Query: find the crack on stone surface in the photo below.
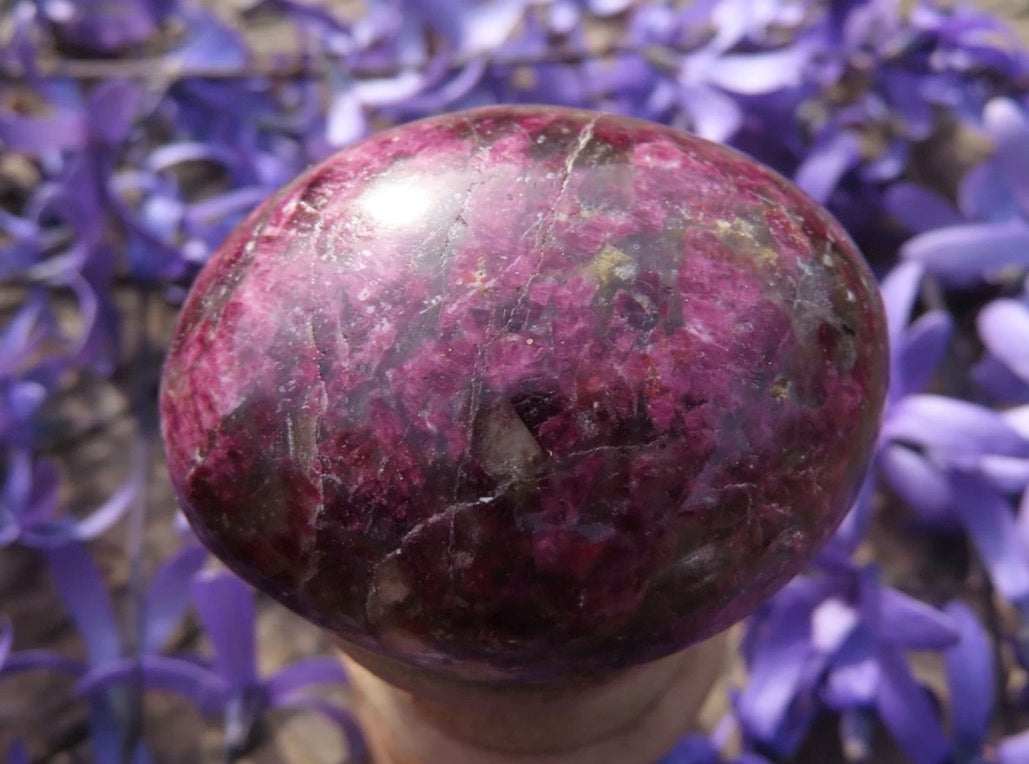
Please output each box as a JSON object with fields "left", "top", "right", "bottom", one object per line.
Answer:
{"left": 302, "top": 309, "right": 330, "bottom": 592}
{"left": 443, "top": 133, "right": 523, "bottom": 512}
{"left": 494, "top": 117, "right": 600, "bottom": 375}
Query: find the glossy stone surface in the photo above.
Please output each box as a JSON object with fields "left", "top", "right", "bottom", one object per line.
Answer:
{"left": 160, "top": 106, "right": 888, "bottom": 682}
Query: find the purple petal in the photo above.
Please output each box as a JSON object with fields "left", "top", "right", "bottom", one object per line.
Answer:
{"left": 882, "top": 394, "right": 1029, "bottom": 458}
{"left": 68, "top": 473, "right": 138, "bottom": 542}
{"left": 979, "top": 299, "right": 1029, "bottom": 382}
{"left": 901, "top": 221, "right": 1029, "bottom": 285}
{"left": 895, "top": 314, "right": 951, "bottom": 394}
{"left": 736, "top": 579, "right": 827, "bottom": 739}
{"left": 1004, "top": 405, "right": 1029, "bottom": 438}
{"left": 793, "top": 132, "right": 862, "bottom": 204}
{"left": 811, "top": 597, "right": 859, "bottom": 654}
{"left": 874, "top": 646, "right": 950, "bottom": 764}
{"left": 170, "top": 9, "right": 250, "bottom": 73}
{"left": 998, "top": 729, "right": 1029, "bottom": 764}
{"left": 950, "top": 472, "right": 1029, "bottom": 604}
{"left": 977, "top": 454, "right": 1029, "bottom": 495}
{"left": 824, "top": 630, "right": 879, "bottom": 708}
{"left": 191, "top": 571, "right": 257, "bottom": 690}
{"left": 4, "top": 381, "right": 47, "bottom": 429}
{"left": 1, "top": 649, "right": 86, "bottom": 677}
{"left": 877, "top": 588, "right": 958, "bottom": 649}
{"left": 88, "top": 697, "right": 123, "bottom": 764}
{"left": 146, "top": 143, "right": 239, "bottom": 174}
{"left": 78, "top": 655, "right": 228, "bottom": 716}
{"left": 707, "top": 46, "right": 810, "bottom": 95}
{"left": 461, "top": 0, "right": 526, "bottom": 56}
{"left": 0, "top": 108, "right": 87, "bottom": 153}
{"left": 974, "top": 353, "right": 1029, "bottom": 403}
{"left": 588, "top": 0, "right": 632, "bottom": 15}
{"left": 407, "top": 0, "right": 464, "bottom": 47}
{"left": 679, "top": 85, "right": 742, "bottom": 142}
{"left": 183, "top": 187, "right": 269, "bottom": 237}
{"left": 958, "top": 160, "right": 1021, "bottom": 223}
{"left": 385, "top": 59, "right": 489, "bottom": 117}
{"left": 829, "top": 475, "right": 875, "bottom": 555}
{"left": 44, "top": 543, "right": 121, "bottom": 665}
{"left": 20, "top": 469, "right": 134, "bottom": 548}
{"left": 659, "top": 733, "right": 719, "bottom": 764}
{"left": 326, "top": 87, "right": 368, "bottom": 147}
{"left": 45, "top": 0, "right": 157, "bottom": 52}
{"left": 2, "top": 451, "right": 40, "bottom": 526}
{"left": 878, "top": 262, "right": 924, "bottom": 351}
{"left": 883, "top": 71, "right": 935, "bottom": 139}
{"left": 884, "top": 183, "right": 963, "bottom": 234}
{"left": 0, "top": 297, "right": 47, "bottom": 374}
{"left": 942, "top": 601, "right": 993, "bottom": 752}
{"left": 5, "top": 738, "right": 28, "bottom": 764}
{"left": 88, "top": 80, "right": 143, "bottom": 146}
{"left": 897, "top": 311, "right": 952, "bottom": 398}
{"left": 0, "top": 616, "right": 11, "bottom": 668}
{"left": 143, "top": 545, "right": 208, "bottom": 654}
{"left": 354, "top": 71, "right": 426, "bottom": 106}
{"left": 0, "top": 523, "right": 19, "bottom": 550}
{"left": 265, "top": 657, "right": 348, "bottom": 705}
{"left": 878, "top": 444, "right": 954, "bottom": 527}
{"left": 984, "top": 98, "right": 1029, "bottom": 218}
{"left": 1018, "top": 486, "right": 1029, "bottom": 569}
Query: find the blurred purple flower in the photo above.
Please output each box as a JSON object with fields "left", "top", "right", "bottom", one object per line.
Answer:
{"left": 168, "top": 7, "right": 249, "bottom": 74}
{"left": 0, "top": 615, "right": 11, "bottom": 669}
{"left": 3, "top": 739, "right": 28, "bottom": 764}
{"left": 0, "top": 76, "right": 87, "bottom": 154}
{"left": 0, "top": 448, "right": 136, "bottom": 549}
{"left": 975, "top": 297, "right": 1029, "bottom": 403}
{"left": 902, "top": 98, "right": 1029, "bottom": 285}
{"left": 736, "top": 558, "right": 956, "bottom": 763}
{"left": 40, "top": 0, "right": 174, "bottom": 53}
{"left": 81, "top": 570, "right": 364, "bottom": 759}
{"left": 0, "top": 541, "right": 206, "bottom": 761}
{"left": 942, "top": 600, "right": 1029, "bottom": 763}
{"left": 871, "top": 265, "right": 1029, "bottom": 607}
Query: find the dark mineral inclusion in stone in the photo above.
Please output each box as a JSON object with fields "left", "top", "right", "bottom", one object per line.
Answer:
{"left": 160, "top": 106, "right": 888, "bottom": 682}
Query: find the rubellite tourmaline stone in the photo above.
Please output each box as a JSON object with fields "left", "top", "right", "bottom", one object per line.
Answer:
{"left": 160, "top": 106, "right": 888, "bottom": 682}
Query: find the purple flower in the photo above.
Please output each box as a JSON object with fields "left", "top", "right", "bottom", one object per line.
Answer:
{"left": 0, "top": 541, "right": 206, "bottom": 761}
{"left": 736, "top": 558, "right": 956, "bottom": 763}
{"left": 942, "top": 600, "right": 1029, "bottom": 763}
{"left": 0, "top": 615, "right": 11, "bottom": 669}
{"left": 0, "top": 448, "right": 136, "bottom": 549}
{"left": 975, "top": 298, "right": 1029, "bottom": 403}
{"left": 902, "top": 98, "right": 1029, "bottom": 285}
{"left": 81, "top": 571, "right": 364, "bottom": 759}
{"left": 872, "top": 266, "right": 1029, "bottom": 608}
{"left": 40, "top": 0, "right": 171, "bottom": 53}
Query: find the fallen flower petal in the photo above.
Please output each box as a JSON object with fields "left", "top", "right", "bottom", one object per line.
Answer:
{"left": 902, "top": 220, "right": 1029, "bottom": 285}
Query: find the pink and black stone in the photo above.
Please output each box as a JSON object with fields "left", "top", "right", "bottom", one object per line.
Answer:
{"left": 160, "top": 106, "right": 888, "bottom": 682}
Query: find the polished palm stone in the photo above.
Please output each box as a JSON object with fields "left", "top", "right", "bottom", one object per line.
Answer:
{"left": 160, "top": 106, "right": 888, "bottom": 682}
